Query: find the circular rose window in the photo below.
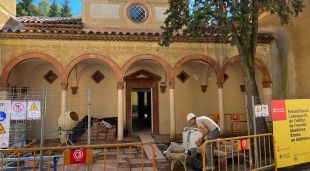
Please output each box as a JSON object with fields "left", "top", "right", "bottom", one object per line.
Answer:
{"left": 128, "top": 4, "right": 147, "bottom": 23}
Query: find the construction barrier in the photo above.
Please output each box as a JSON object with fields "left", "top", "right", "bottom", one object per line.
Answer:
{"left": 0, "top": 142, "right": 156, "bottom": 171}
{"left": 202, "top": 133, "right": 274, "bottom": 171}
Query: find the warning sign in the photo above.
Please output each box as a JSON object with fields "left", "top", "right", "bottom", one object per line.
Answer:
{"left": 31, "top": 103, "right": 38, "bottom": 110}
{"left": 272, "top": 99, "right": 310, "bottom": 168}
{"left": 11, "top": 101, "right": 27, "bottom": 120}
{"left": 0, "top": 100, "right": 11, "bottom": 148}
{"left": 64, "top": 149, "right": 93, "bottom": 165}
{"left": 27, "top": 101, "right": 41, "bottom": 120}
{"left": 0, "top": 123, "right": 5, "bottom": 134}
{"left": 238, "top": 139, "right": 250, "bottom": 151}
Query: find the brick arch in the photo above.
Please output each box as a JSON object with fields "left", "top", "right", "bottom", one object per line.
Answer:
{"left": 65, "top": 53, "right": 122, "bottom": 83}
{"left": 173, "top": 54, "right": 224, "bottom": 86}
{"left": 222, "top": 55, "right": 271, "bottom": 85}
{"left": 121, "top": 54, "right": 172, "bottom": 81}
{"left": 0, "top": 52, "right": 65, "bottom": 87}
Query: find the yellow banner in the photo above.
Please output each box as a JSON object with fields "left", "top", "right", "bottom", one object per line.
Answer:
{"left": 272, "top": 99, "right": 310, "bottom": 168}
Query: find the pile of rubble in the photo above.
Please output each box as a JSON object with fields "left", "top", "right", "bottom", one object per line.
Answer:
{"left": 80, "top": 120, "right": 116, "bottom": 141}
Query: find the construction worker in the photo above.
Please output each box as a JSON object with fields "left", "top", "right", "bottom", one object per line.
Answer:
{"left": 186, "top": 113, "right": 220, "bottom": 170}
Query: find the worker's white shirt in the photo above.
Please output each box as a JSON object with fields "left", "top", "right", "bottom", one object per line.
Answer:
{"left": 196, "top": 116, "right": 220, "bottom": 132}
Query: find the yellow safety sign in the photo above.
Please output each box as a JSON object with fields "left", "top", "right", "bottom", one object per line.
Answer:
{"left": 0, "top": 123, "right": 6, "bottom": 134}
{"left": 272, "top": 99, "right": 310, "bottom": 168}
{"left": 30, "top": 103, "right": 38, "bottom": 111}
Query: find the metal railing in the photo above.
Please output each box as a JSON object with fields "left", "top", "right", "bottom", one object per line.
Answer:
{"left": 202, "top": 133, "right": 274, "bottom": 171}
{"left": 0, "top": 142, "right": 156, "bottom": 171}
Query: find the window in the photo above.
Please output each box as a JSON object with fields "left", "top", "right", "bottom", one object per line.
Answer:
{"left": 128, "top": 4, "right": 147, "bottom": 23}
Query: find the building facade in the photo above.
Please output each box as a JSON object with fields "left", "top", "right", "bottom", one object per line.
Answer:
{"left": 1, "top": 0, "right": 307, "bottom": 141}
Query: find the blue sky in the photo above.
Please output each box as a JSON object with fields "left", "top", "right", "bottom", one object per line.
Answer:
{"left": 16, "top": 0, "right": 82, "bottom": 16}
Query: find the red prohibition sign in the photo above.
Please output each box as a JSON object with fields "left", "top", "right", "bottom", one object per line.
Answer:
{"left": 13, "top": 103, "right": 24, "bottom": 112}
{"left": 73, "top": 150, "right": 84, "bottom": 160}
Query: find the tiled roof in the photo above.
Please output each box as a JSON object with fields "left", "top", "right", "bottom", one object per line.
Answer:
{"left": 17, "top": 16, "right": 82, "bottom": 24}
{"left": 0, "top": 16, "right": 274, "bottom": 43}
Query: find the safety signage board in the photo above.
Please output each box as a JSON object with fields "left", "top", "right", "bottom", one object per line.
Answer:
{"left": 64, "top": 149, "right": 93, "bottom": 165}
{"left": 27, "top": 101, "right": 41, "bottom": 120}
{"left": 272, "top": 99, "right": 310, "bottom": 168}
{"left": 0, "top": 100, "right": 11, "bottom": 148}
{"left": 238, "top": 139, "right": 250, "bottom": 151}
{"left": 261, "top": 105, "right": 269, "bottom": 117}
{"left": 255, "top": 105, "right": 262, "bottom": 117}
{"left": 11, "top": 101, "right": 27, "bottom": 120}
{"left": 255, "top": 104, "right": 269, "bottom": 117}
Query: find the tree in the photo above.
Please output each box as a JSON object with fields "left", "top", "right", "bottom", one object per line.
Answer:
{"left": 60, "top": 0, "right": 73, "bottom": 17}
{"left": 49, "top": 0, "right": 60, "bottom": 17}
{"left": 16, "top": 0, "right": 37, "bottom": 16}
{"left": 38, "top": 0, "right": 51, "bottom": 16}
{"left": 160, "top": 0, "right": 304, "bottom": 134}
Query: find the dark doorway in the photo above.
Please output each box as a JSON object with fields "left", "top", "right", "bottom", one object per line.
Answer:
{"left": 131, "top": 88, "right": 152, "bottom": 133}
{"left": 125, "top": 69, "right": 160, "bottom": 135}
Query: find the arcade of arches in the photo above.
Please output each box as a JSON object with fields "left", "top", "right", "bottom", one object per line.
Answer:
{"left": 0, "top": 41, "right": 272, "bottom": 140}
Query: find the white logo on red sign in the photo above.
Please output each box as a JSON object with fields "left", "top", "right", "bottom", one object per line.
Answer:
{"left": 241, "top": 140, "right": 247, "bottom": 148}
{"left": 13, "top": 103, "right": 24, "bottom": 112}
{"left": 73, "top": 150, "right": 84, "bottom": 161}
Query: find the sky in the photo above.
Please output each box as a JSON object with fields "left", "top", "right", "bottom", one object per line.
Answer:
{"left": 16, "top": 0, "right": 82, "bottom": 16}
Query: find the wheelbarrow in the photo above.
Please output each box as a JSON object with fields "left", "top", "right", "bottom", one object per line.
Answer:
{"left": 163, "top": 142, "right": 188, "bottom": 171}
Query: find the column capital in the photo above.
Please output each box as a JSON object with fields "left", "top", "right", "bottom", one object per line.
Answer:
{"left": 60, "top": 82, "right": 68, "bottom": 90}
{"left": 117, "top": 82, "right": 124, "bottom": 90}
{"left": 217, "top": 82, "right": 223, "bottom": 88}
{"left": 263, "top": 80, "right": 272, "bottom": 88}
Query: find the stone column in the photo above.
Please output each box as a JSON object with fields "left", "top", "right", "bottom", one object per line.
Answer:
{"left": 217, "top": 83, "right": 225, "bottom": 131}
{"left": 60, "top": 83, "right": 68, "bottom": 118}
{"left": 117, "top": 82, "right": 124, "bottom": 141}
{"left": 263, "top": 81, "right": 272, "bottom": 105}
{"left": 0, "top": 82, "right": 8, "bottom": 99}
{"left": 169, "top": 82, "right": 176, "bottom": 139}
{"left": 59, "top": 83, "right": 68, "bottom": 143}
{"left": 263, "top": 81, "right": 272, "bottom": 122}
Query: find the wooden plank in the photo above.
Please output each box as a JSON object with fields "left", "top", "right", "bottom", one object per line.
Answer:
{"left": 139, "top": 134, "right": 166, "bottom": 160}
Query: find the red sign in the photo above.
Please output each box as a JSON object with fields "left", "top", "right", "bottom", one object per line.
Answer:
{"left": 272, "top": 100, "right": 287, "bottom": 121}
{"left": 230, "top": 114, "right": 240, "bottom": 121}
{"left": 70, "top": 149, "right": 87, "bottom": 164}
{"left": 239, "top": 139, "right": 250, "bottom": 151}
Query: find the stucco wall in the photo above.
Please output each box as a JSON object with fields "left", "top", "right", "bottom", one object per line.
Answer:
{"left": 0, "top": 40, "right": 271, "bottom": 70}
{"left": 0, "top": 38, "right": 271, "bottom": 136}
{"left": 0, "top": 0, "right": 16, "bottom": 16}
{"left": 259, "top": 1, "right": 310, "bottom": 99}
{"left": 82, "top": 0, "right": 168, "bottom": 31}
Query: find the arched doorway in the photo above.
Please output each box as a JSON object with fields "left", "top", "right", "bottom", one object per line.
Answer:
{"left": 124, "top": 69, "right": 161, "bottom": 134}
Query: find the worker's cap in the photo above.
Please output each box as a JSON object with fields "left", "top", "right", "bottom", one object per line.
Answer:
{"left": 186, "top": 113, "right": 196, "bottom": 122}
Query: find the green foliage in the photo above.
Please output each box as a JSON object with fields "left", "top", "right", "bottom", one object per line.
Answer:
{"left": 38, "top": 0, "right": 51, "bottom": 16}
{"left": 16, "top": 0, "right": 73, "bottom": 17}
{"left": 60, "top": 0, "right": 72, "bottom": 17}
{"left": 160, "top": 0, "right": 304, "bottom": 133}
{"left": 16, "top": 0, "right": 37, "bottom": 16}
{"left": 160, "top": 0, "right": 304, "bottom": 47}
{"left": 49, "top": 0, "right": 60, "bottom": 17}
